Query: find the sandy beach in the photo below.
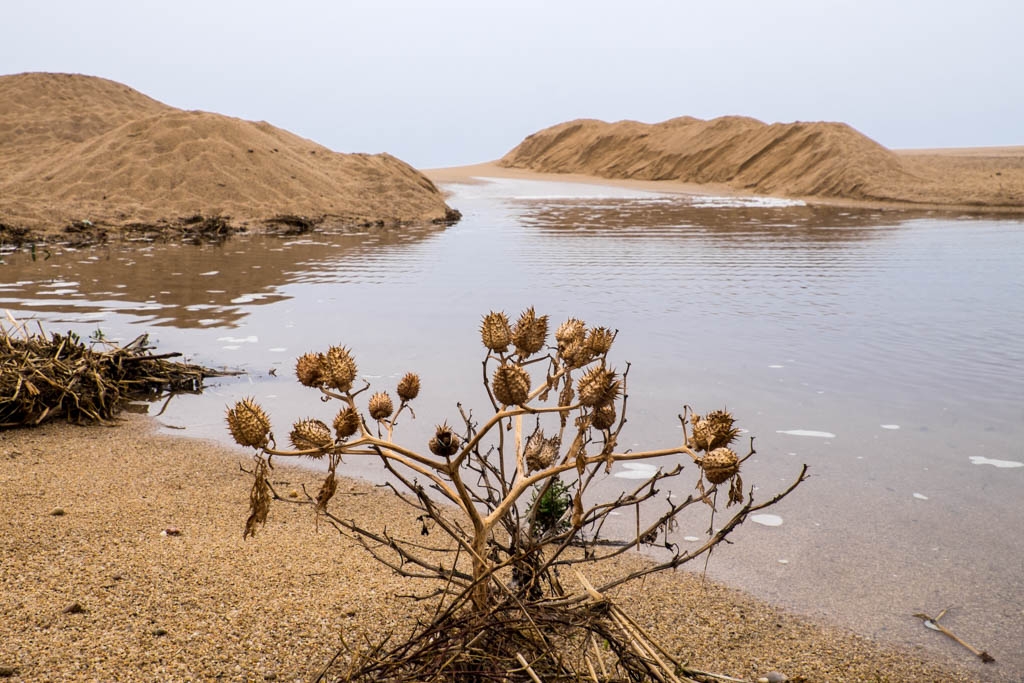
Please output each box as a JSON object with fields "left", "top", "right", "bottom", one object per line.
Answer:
{"left": 0, "top": 415, "right": 984, "bottom": 682}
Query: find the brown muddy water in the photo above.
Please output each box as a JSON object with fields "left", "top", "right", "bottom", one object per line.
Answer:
{"left": 2, "top": 177, "right": 1023, "bottom": 680}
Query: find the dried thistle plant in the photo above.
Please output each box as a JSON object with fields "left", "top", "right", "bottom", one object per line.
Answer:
{"left": 225, "top": 308, "right": 806, "bottom": 681}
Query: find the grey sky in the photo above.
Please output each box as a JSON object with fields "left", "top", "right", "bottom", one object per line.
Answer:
{"left": 3, "top": 0, "right": 1021, "bottom": 168}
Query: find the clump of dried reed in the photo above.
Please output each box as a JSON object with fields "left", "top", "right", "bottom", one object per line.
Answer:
{"left": 1, "top": 315, "right": 225, "bottom": 428}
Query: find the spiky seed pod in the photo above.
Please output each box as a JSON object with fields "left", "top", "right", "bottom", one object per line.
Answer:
{"left": 538, "top": 436, "right": 560, "bottom": 469}
{"left": 226, "top": 397, "right": 272, "bottom": 449}
{"left": 577, "top": 366, "right": 621, "bottom": 408}
{"left": 701, "top": 447, "right": 740, "bottom": 485}
{"left": 512, "top": 307, "right": 549, "bottom": 357}
{"left": 480, "top": 311, "right": 512, "bottom": 352}
{"left": 429, "top": 423, "right": 460, "bottom": 457}
{"left": 705, "top": 409, "right": 740, "bottom": 449}
{"left": 333, "top": 406, "right": 360, "bottom": 439}
{"left": 591, "top": 403, "right": 617, "bottom": 430}
{"left": 368, "top": 392, "right": 394, "bottom": 421}
{"left": 688, "top": 410, "right": 740, "bottom": 451}
{"left": 290, "top": 418, "right": 334, "bottom": 454}
{"left": 586, "top": 327, "right": 615, "bottom": 356}
{"left": 555, "top": 318, "right": 586, "bottom": 348}
{"left": 687, "top": 412, "right": 710, "bottom": 451}
{"left": 523, "top": 430, "right": 546, "bottom": 472}
{"left": 295, "top": 352, "right": 324, "bottom": 387}
{"left": 322, "top": 345, "right": 358, "bottom": 393}
{"left": 561, "top": 340, "right": 593, "bottom": 368}
{"left": 526, "top": 435, "right": 560, "bottom": 472}
{"left": 492, "top": 363, "right": 531, "bottom": 406}
{"left": 397, "top": 372, "right": 421, "bottom": 402}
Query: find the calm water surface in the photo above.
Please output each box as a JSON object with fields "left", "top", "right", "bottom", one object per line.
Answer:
{"left": 3, "top": 178, "right": 1022, "bottom": 679}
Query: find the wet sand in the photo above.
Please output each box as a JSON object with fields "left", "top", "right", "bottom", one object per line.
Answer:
{"left": 0, "top": 415, "right": 984, "bottom": 681}
{"left": 428, "top": 145, "right": 1024, "bottom": 213}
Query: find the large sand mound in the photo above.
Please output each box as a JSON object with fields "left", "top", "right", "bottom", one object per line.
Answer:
{"left": 499, "top": 117, "right": 1024, "bottom": 209}
{"left": 0, "top": 73, "right": 456, "bottom": 240}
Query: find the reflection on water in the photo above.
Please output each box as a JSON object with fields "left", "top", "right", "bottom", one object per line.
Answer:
{"left": 2, "top": 177, "right": 1023, "bottom": 679}
{"left": 0, "top": 224, "right": 447, "bottom": 328}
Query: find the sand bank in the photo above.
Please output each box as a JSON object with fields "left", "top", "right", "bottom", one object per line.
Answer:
{"left": 0, "top": 415, "right": 980, "bottom": 681}
{"left": 476, "top": 117, "right": 1024, "bottom": 212}
{"left": 0, "top": 73, "right": 456, "bottom": 244}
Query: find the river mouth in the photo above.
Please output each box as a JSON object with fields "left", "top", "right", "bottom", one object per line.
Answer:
{"left": 3, "top": 177, "right": 1022, "bottom": 679}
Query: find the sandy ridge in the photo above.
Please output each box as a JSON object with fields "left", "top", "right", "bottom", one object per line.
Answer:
{"left": 0, "top": 73, "right": 455, "bottom": 241}
{"left": 497, "top": 117, "right": 1024, "bottom": 210}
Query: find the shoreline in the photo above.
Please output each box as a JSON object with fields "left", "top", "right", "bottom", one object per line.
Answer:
{"left": 426, "top": 153, "right": 1024, "bottom": 215}
{"left": 0, "top": 415, "right": 985, "bottom": 681}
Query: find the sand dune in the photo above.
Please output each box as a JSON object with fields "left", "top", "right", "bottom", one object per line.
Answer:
{"left": 498, "top": 117, "right": 1024, "bottom": 210}
{"left": 0, "top": 73, "right": 456, "bottom": 240}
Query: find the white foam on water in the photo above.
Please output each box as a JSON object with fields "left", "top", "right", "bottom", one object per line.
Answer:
{"left": 222, "top": 345, "right": 240, "bottom": 351}
{"left": 881, "top": 424, "right": 901, "bottom": 430}
{"left": 689, "top": 195, "right": 805, "bottom": 208}
{"left": 776, "top": 429, "right": 836, "bottom": 438}
{"left": 913, "top": 493, "right": 929, "bottom": 500}
{"left": 768, "top": 364, "right": 784, "bottom": 369}
{"left": 613, "top": 463, "right": 659, "bottom": 479}
{"left": 217, "top": 335, "right": 258, "bottom": 344}
{"left": 268, "top": 347, "right": 287, "bottom": 352}
{"left": 750, "top": 514, "right": 783, "bottom": 527}
{"left": 199, "top": 270, "right": 219, "bottom": 276}
{"left": 969, "top": 456, "right": 1024, "bottom": 469}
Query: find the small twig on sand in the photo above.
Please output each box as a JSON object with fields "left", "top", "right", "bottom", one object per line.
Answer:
{"left": 913, "top": 608, "right": 995, "bottom": 663}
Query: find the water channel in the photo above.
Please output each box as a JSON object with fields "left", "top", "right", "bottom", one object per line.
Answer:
{"left": 2, "top": 177, "right": 1022, "bottom": 679}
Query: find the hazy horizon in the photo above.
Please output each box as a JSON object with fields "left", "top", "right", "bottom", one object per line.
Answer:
{"left": 3, "top": 1, "right": 1021, "bottom": 169}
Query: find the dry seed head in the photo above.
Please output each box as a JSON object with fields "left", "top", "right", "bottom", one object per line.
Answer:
{"left": 226, "top": 397, "right": 272, "bottom": 449}
{"left": 706, "top": 409, "right": 740, "bottom": 449}
{"left": 322, "top": 346, "right": 358, "bottom": 393}
{"left": 577, "top": 366, "right": 621, "bottom": 408}
{"left": 701, "top": 447, "right": 740, "bottom": 485}
{"left": 429, "top": 423, "right": 460, "bottom": 457}
{"left": 561, "top": 339, "right": 593, "bottom": 368}
{"left": 368, "top": 392, "right": 394, "bottom": 421}
{"left": 586, "top": 327, "right": 615, "bottom": 356}
{"left": 290, "top": 418, "right": 334, "bottom": 454}
{"left": 538, "top": 436, "right": 560, "bottom": 469}
{"left": 397, "top": 372, "right": 421, "bottom": 402}
{"left": 525, "top": 433, "right": 560, "bottom": 472}
{"left": 591, "top": 403, "right": 617, "bottom": 430}
{"left": 295, "top": 352, "right": 324, "bottom": 387}
{"left": 555, "top": 318, "right": 586, "bottom": 347}
{"left": 480, "top": 311, "right": 512, "bottom": 352}
{"left": 492, "top": 363, "right": 531, "bottom": 406}
{"left": 688, "top": 409, "right": 740, "bottom": 451}
{"left": 523, "top": 430, "right": 545, "bottom": 472}
{"left": 512, "top": 307, "right": 549, "bottom": 357}
{"left": 333, "top": 406, "right": 360, "bottom": 439}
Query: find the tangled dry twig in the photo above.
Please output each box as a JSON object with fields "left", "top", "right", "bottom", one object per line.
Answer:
{"left": 1, "top": 312, "right": 228, "bottom": 428}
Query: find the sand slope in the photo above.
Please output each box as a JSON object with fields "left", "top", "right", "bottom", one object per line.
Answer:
{"left": 499, "top": 117, "right": 1024, "bottom": 209}
{"left": 0, "top": 73, "right": 455, "bottom": 238}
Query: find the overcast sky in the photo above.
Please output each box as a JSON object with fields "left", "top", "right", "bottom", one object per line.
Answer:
{"left": 3, "top": 0, "right": 1021, "bottom": 168}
